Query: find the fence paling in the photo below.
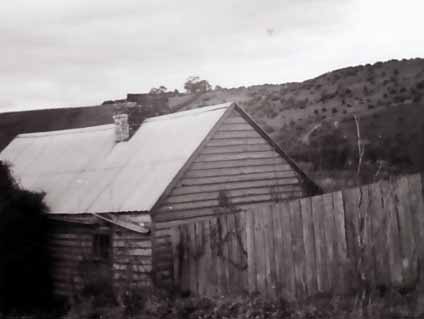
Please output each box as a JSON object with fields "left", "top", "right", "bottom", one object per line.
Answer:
{"left": 170, "top": 173, "right": 424, "bottom": 300}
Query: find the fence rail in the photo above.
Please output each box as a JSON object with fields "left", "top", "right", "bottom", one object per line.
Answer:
{"left": 170, "top": 173, "right": 424, "bottom": 300}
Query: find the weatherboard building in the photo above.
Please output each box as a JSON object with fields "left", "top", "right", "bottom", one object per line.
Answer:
{"left": 0, "top": 102, "right": 321, "bottom": 297}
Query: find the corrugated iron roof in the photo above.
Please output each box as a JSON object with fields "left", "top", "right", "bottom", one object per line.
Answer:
{"left": 0, "top": 102, "right": 232, "bottom": 214}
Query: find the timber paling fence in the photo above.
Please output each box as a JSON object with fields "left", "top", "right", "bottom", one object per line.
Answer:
{"left": 169, "top": 173, "right": 424, "bottom": 300}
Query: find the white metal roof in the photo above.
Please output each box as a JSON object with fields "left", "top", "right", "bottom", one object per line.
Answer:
{"left": 0, "top": 102, "right": 232, "bottom": 214}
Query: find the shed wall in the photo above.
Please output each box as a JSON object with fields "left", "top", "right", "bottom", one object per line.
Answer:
{"left": 152, "top": 108, "right": 308, "bottom": 287}
{"left": 48, "top": 217, "right": 152, "bottom": 298}
{"left": 49, "top": 222, "right": 93, "bottom": 297}
{"left": 155, "top": 109, "right": 306, "bottom": 227}
{"left": 112, "top": 228, "right": 153, "bottom": 291}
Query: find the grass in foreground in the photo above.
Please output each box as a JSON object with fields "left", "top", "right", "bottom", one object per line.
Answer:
{"left": 61, "top": 289, "right": 424, "bottom": 319}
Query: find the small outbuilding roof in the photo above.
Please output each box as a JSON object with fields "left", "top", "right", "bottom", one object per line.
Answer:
{"left": 0, "top": 103, "right": 231, "bottom": 214}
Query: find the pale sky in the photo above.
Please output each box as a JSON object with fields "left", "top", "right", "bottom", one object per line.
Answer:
{"left": 1, "top": 0, "right": 424, "bottom": 112}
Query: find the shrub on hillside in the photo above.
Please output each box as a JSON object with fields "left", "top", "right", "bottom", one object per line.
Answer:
{"left": 344, "top": 88, "right": 352, "bottom": 96}
{"left": 263, "top": 105, "right": 278, "bottom": 119}
{"left": 313, "top": 131, "right": 351, "bottom": 170}
{"left": 394, "top": 95, "right": 406, "bottom": 103}
{"left": 271, "top": 95, "right": 280, "bottom": 102}
{"left": 297, "top": 98, "right": 309, "bottom": 109}
{"left": 416, "top": 81, "right": 424, "bottom": 90}
{"left": 413, "top": 93, "right": 422, "bottom": 103}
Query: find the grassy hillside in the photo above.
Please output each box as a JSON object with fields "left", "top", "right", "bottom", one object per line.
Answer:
{"left": 2, "top": 58, "right": 424, "bottom": 190}
{"left": 167, "top": 58, "right": 424, "bottom": 189}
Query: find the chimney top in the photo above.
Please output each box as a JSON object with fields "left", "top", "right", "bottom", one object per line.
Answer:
{"left": 113, "top": 113, "right": 129, "bottom": 143}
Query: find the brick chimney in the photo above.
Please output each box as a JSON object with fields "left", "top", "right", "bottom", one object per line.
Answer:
{"left": 112, "top": 98, "right": 167, "bottom": 142}
{"left": 112, "top": 113, "right": 130, "bottom": 142}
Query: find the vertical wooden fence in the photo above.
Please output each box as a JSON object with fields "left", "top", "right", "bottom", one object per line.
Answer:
{"left": 170, "top": 173, "right": 424, "bottom": 300}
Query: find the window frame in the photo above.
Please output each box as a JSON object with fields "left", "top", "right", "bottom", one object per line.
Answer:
{"left": 92, "top": 231, "right": 112, "bottom": 262}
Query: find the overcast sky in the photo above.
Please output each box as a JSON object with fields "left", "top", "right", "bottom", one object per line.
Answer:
{"left": 1, "top": 0, "right": 424, "bottom": 112}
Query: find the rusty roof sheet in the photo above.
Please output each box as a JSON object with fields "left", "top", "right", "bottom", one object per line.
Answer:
{"left": 0, "top": 103, "right": 232, "bottom": 214}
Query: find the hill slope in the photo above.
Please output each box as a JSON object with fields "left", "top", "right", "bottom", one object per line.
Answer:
{"left": 166, "top": 58, "right": 424, "bottom": 188}
{"left": 2, "top": 58, "right": 424, "bottom": 190}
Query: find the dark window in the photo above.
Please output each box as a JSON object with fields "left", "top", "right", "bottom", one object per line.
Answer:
{"left": 93, "top": 233, "right": 111, "bottom": 261}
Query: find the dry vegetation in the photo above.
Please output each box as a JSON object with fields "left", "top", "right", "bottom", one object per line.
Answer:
{"left": 166, "top": 58, "right": 424, "bottom": 191}
{"left": 61, "top": 289, "right": 424, "bottom": 319}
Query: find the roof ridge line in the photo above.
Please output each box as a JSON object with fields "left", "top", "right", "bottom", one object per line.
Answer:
{"left": 145, "top": 102, "right": 234, "bottom": 123}
{"left": 17, "top": 124, "right": 114, "bottom": 138}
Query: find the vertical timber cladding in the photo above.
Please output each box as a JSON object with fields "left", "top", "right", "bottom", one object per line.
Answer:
{"left": 48, "top": 218, "right": 153, "bottom": 298}
{"left": 152, "top": 107, "right": 308, "bottom": 286}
